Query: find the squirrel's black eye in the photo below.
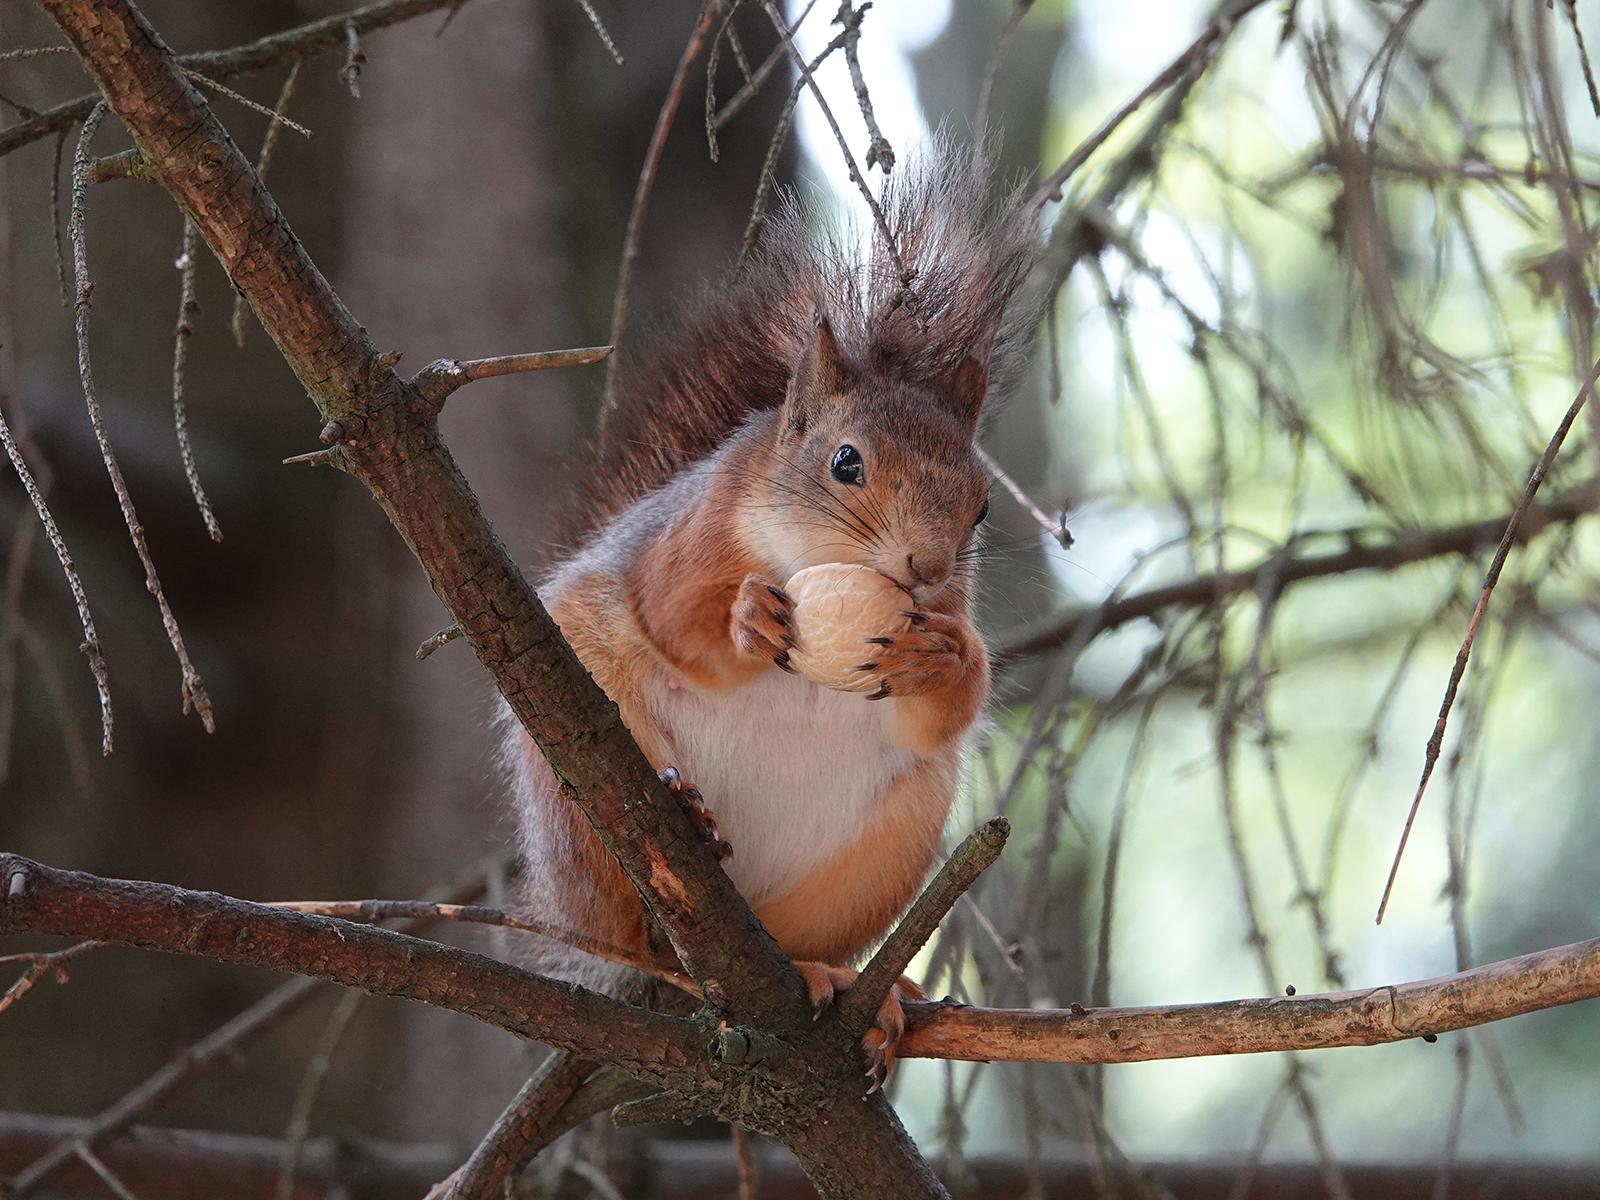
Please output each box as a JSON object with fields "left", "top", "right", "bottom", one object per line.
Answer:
{"left": 830, "top": 444, "right": 865, "bottom": 486}
{"left": 974, "top": 497, "right": 990, "bottom": 526}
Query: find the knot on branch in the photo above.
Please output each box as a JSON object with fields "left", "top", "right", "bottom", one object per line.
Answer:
{"left": 712, "top": 1024, "right": 791, "bottom": 1068}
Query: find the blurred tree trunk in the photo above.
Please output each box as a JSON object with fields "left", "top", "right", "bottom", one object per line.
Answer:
{"left": 338, "top": 0, "right": 797, "bottom": 1141}
{"left": 338, "top": 0, "right": 579, "bottom": 1140}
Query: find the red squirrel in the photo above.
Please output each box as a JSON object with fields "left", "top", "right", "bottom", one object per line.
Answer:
{"left": 506, "top": 150, "right": 1035, "bottom": 1085}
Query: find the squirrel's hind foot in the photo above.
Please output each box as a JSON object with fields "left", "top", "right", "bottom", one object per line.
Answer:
{"left": 658, "top": 766, "right": 733, "bottom": 861}
{"left": 795, "top": 962, "right": 927, "bottom": 1094}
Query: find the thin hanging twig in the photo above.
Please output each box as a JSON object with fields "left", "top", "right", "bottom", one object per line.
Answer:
{"left": 0, "top": 940, "right": 100, "bottom": 1015}
{"left": 0, "top": 399, "right": 111, "bottom": 754}
{"left": 973, "top": 0, "right": 1032, "bottom": 139}
{"left": 573, "top": 0, "right": 624, "bottom": 66}
{"left": 601, "top": 3, "right": 720, "bottom": 419}
{"left": 835, "top": 1, "right": 893, "bottom": 173}
{"left": 68, "top": 102, "right": 215, "bottom": 734}
{"left": 172, "top": 219, "right": 222, "bottom": 540}
{"left": 1376, "top": 353, "right": 1600, "bottom": 924}
{"left": 759, "top": 0, "right": 913, "bottom": 290}
{"left": 275, "top": 990, "right": 363, "bottom": 1200}
{"left": 182, "top": 69, "right": 313, "bottom": 138}
{"left": 51, "top": 128, "right": 70, "bottom": 306}
{"left": 736, "top": 23, "right": 848, "bottom": 263}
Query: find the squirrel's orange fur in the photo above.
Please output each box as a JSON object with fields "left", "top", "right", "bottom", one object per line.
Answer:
{"left": 506, "top": 148, "right": 1035, "bottom": 1080}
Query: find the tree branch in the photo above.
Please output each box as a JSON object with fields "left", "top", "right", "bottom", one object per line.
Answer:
{"left": 839, "top": 818, "right": 1008, "bottom": 1031}
{"left": 0, "top": 855, "right": 703, "bottom": 1080}
{"left": 993, "top": 485, "right": 1599, "bottom": 666}
{"left": 9, "top": 854, "right": 1597, "bottom": 1076}
{"left": 900, "top": 935, "right": 1600, "bottom": 1063}
{"left": 0, "top": 0, "right": 474, "bottom": 158}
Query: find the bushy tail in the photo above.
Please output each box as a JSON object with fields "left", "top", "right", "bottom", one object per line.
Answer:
{"left": 577, "top": 139, "right": 1040, "bottom": 535}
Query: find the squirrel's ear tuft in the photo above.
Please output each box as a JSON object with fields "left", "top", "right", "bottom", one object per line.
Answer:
{"left": 947, "top": 357, "right": 988, "bottom": 428}
{"left": 784, "top": 312, "right": 857, "bottom": 436}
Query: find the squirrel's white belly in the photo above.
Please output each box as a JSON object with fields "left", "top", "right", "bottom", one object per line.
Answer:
{"left": 646, "top": 669, "right": 918, "bottom": 909}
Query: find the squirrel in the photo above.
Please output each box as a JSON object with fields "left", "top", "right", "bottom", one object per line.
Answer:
{"left": 504, "top": 146, "right": 1036, "bottom": 1087}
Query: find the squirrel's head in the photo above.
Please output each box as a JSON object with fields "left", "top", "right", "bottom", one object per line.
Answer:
{"left": 755, "top": 312, "right": 991, "bottom": 604}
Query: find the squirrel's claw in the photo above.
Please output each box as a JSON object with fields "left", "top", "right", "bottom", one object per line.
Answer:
{"left": 733, "top": 573, "right": 797, "bottom": 671}
{"left": 794, "top": 962, "right": 925, "bottom": 1093}
{"left": 658, "top": 767, "right": 732, "bottom": 861}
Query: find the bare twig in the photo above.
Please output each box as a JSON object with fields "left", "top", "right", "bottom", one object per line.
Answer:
{"left": 737, "top": 24, "right": 848, "bottom": 260}
{"left": 182, "top": 70, "right": 313, "bottom": 138}
{"left": 265, "top": 898, "right": 697, "bottom": 993}
{"left": 411, "top": 346, "right": 612, "bottom": 409}
{"left": 0, "top": 46, "right": 73, "bottom": 61}
{"left": 274, "top": 990, "right": 362, "bottom": 1200}
{"left": 759, "top": 0, "right": 911, "bottom": 289}
{"left": 171, "top": 219, "right": 222, "bottom": 540}
{"left": 732, "top": 1124, "right": 759, "bottom": 1200}
{"left": 0, "top": 0, "right": 475, "bottom": 159}
{"left": 994, "top": 484, "right": 1600, "bottom": 666}
{"left": 834, "top": 1, "right": 893, "bottom": 174}
{"left": 1026, "top": 0, "right": 1272, "bottom": 217}
{"left": 601, "top": 4, "right": 719, "bottom": 418}
{"left": 0, "top": 504, "right": 39, "bottom": 788}
{"left": 438, "top": 1053, "right": 595, "bottom": 1200}
{"left": 0, "top": 939, "right": 99, "bottom": 1015}
{"left": 840, "top": 819, "right": 1009, "bottom": 1030}
{"left": 898, "top": 933, "right": 1600, "bottom": 1064}
{"left": 17, "top": 619, "right": 94, "bottom": 795}
{"left": 1563, "top": 0, "right": 1600, "bottom": 118}
{"left": 337, "top": 22, "right": 364, "bottom": 97}
{"left": 572, "top": 0, "right": 624, "bottom": 65}
{"left": 1375, "top": 356, "right": 1600, "bottom": 924}
{"left": 51, "top": 129, "right": 70, "bottom": 305}
{"left": 5, "top": 851, "right": 510, "bottom": 1198}
{"left": 68, "top": 102, "right": 215, "bottom": 733}
{"left": 973, "top": 0, "right": 1032, "bottom": 139}
{"left": 974, "top": 443, "right": 1069, "bottom": 550}
{"left": 416, "top": 622, "right": 463, "bottom": 659}
{"left": 713, "top": 0, "right": 817, "bottom": 131}
{"left": 0, "top": 389, "right": 112, "bottom": 754}
{"left": 75, "top": 1144, "right": 142, "bottom": 1200}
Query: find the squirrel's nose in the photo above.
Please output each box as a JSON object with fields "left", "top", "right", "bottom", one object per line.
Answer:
{"left": 905, "top": 552, "right": 948, "bottom": 590}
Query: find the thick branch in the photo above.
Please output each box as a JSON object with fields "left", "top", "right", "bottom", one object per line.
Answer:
{"left": 0, "top": 855, "right": 701, "bottom": 1081}
{"left": 994, "top": 486, "right": 1598, "bottom": 665}
{"left": 900, "top": 935, "right": 1600, "bottom": 1063}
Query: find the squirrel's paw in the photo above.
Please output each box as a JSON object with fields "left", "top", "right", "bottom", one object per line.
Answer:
{"left": 732, "top": 573, "right": 796, "bottom": 672}
{"left": 795, "top": 962, "right": 927, "bottom": 1094}
{"left": 658, "top": 766, "right": 732, "bottom": 861}
{"left": 851, "top": 610, "right": 968, "bottom": 700}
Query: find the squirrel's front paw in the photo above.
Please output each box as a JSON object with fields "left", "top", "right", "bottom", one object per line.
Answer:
{"left": 731, "top": 573, "right": 796, "bottom": 672}
{"left": 851, "top": 610, "right": 968, "bottom": 700}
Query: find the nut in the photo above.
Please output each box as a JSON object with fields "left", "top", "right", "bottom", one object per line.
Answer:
{"left": 785, "top": 563, "right": 911, "bottom": 692}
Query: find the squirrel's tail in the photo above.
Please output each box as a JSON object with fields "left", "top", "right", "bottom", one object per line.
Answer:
{"left": 576, "top": 137, "right": 1039, "bottom": 535}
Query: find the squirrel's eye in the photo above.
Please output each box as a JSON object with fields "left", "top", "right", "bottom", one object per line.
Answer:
{"left": 830, "top": 444, "right": 865, "bottom": 486}
{"left": 974, "top": 497, "right": 990, "bottom": 527}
